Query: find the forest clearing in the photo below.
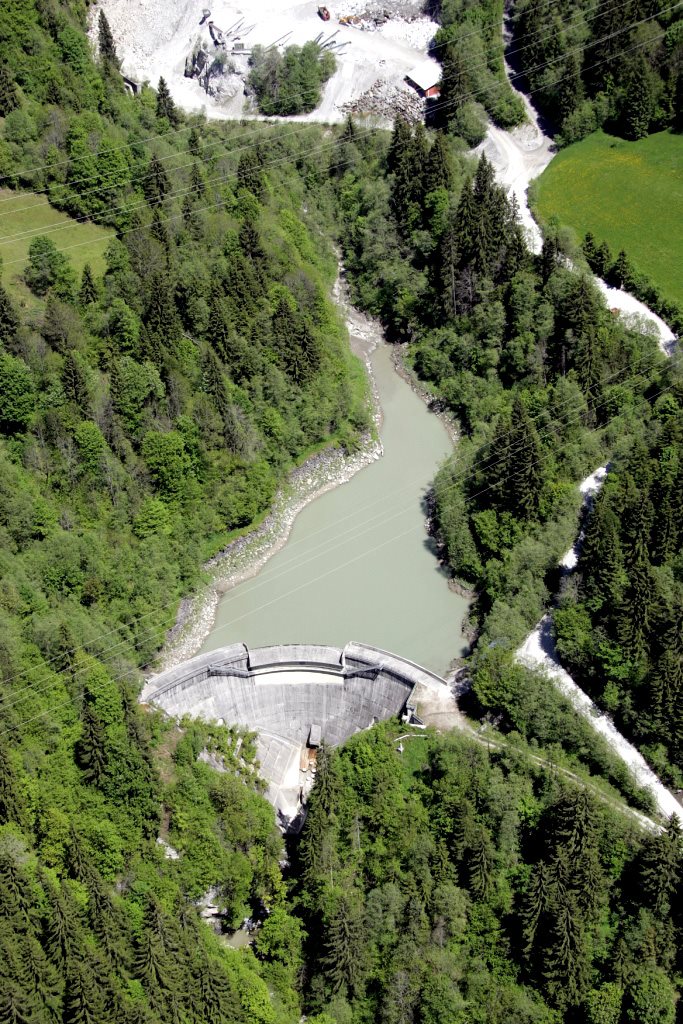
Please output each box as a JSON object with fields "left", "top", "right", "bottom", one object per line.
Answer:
{"left": 0, "top": 189, "right": 110, "bottom": 301}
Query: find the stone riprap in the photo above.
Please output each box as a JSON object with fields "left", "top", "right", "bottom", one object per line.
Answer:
{"left": 142, "top": 642, "right": 449, "bottom": 828}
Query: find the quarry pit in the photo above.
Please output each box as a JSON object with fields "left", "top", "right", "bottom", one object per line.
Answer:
{"left": 92, "top": 0, "right": 440, "bottom": 123}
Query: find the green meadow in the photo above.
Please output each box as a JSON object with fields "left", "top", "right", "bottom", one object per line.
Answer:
{"left": 533, "top": 130, "right": 683, "bottom": 309}
{"left": 0, "top": 188, "right": 110, "bottom": 303}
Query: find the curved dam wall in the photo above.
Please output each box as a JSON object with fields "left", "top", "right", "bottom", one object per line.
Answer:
{"left": 142, "top": 641, "right": 448, "bottom": 749}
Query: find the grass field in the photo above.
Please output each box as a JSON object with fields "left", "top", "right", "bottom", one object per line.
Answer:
{"left": 0, "top": 189, "right": 111, "bottom": 306}
{"left": 533, "top": 130, "right": 683, "bottom": 310}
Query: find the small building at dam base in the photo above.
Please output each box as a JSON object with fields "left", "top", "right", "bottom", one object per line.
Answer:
{"left": 142, "top": 642, "right": 452, "bottom": 830}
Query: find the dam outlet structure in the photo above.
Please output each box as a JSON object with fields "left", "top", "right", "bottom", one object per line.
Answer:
{"left": 142, "top": 642, "right": 453, "bottom": 829}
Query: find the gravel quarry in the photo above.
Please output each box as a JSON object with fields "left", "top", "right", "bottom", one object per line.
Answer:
{"left": 92, "top": 0, "right": 439, "bottom": 124}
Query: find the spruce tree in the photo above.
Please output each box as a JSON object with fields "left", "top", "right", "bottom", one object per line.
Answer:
{"left": 622, "top": 57, "right": 654, "bottom": 140}
{"left": 236, "top": 149, "right": 264, "bottom": 198}
{"left": 523, "top": 862, "right": 551, "bottom": 955}
{"left": 155, "top": 77, "right": 178, "bottom": 125}
{"left": 61, "top": 352, "right": 90, "bottom": 413}
{"left": 639, "top": 816, "right": 682, "bottom": 918}
{"left": 611, "top": 249, "right": 635, "bottom": 290}
{"left": 190, "top": 161, "right": 205, "bottom": 195}
{"left": 0, "top": 65, "right": 19, "bottom": 118}
{"left": 63, "top": 959, "right": 106, "bottom": 1024}
{"left": 78, "top": 264, "right": 98, "bottom": 306}
{"left": 187, "top": 126, "right": 201, "bottom": 156}
{"left": 0, "top": 283, "right": 19, "bottom": 349}
{"left": 424, "top": 133, "right": 452, "bottom": 194}
{"left": 322, "top": 890, "right": 365, "bottom": 997}
{"left": 143, "top": 154, "right": 170, "bottom": 204}
{"left": 0, "top": 985, "right": 35, "bottom": 1024}
{"left": 76, "top": 701, "right": 107, "bottom": 787}
{"left": 544, "top": 895, "right": 589, "bottom": 1010}
{"left": 0, "top": 744, "right": 22, "bottom": 827}
{"left": 506, "top": 395, "right": 545, "bottom": 520}
{"left": 468, "top": 825, "right": 494, "bottom": 899}
{"left": 97, "top": 11, "right": 119, "bottom": 68}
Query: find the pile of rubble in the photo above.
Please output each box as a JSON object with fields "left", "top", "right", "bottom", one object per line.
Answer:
{"left": 341, "top": 78, "right": 424, "bottom": 123}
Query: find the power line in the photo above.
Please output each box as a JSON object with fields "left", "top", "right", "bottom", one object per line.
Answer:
{"left": 3, "top": 376, "right": 674, "bottom": 739}
{"left": 0, "top": 357, "right": 669, "bottom": 722}
{"left": 0, "top": 0, "right": 637, "bottom": 215}
{"left": 0, "top": 25, "right": 671, "bottom": 261}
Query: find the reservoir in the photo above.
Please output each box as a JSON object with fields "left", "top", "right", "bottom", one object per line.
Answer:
{"left": 200, "top": 337, "right": 469, "bottom": 675}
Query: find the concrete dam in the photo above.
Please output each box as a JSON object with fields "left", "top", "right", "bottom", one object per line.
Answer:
{"left": 142, "top": 642, "right": 452, "bottom": 828}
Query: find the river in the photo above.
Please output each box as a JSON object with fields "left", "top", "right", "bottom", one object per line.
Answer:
{"left": 199, "top": 325, "right": 469, "bottom": 676}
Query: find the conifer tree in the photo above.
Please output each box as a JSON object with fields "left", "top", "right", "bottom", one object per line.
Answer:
{"left": 544, "top": 895, "right": 589, "bottom": 1010}
{"left": 594, "top": 240, "right": 612, "bottom": 277}
{"left": 558, "top": 51, "right": 584, "bottom": 122}
{"left": 0, "top": 65, "right": 19, "bottom": 118}
{"left": 0, "top": 744, "right": 22, "bottom": 827}
{"left": 236, "top": 149, "right": 264, "bottom": 198}
{"left": 143, "top": 154, "right": 170, "bottom": 205}
{"left": 611, "top": 249, "right": 635, "bottom": 290}
{"left": 424, "top": 133, "right": 452, "bottom": 194}
{"left": 322, "top": 890, "right": 365, "bottom": 997}
{"left": 76, "top": 701, "right": 107, "bottom": 787}
{"left": 63, "top": 959, "right": 106, "bottom": 1024}
{"left": 78, "top": 264, "right": 98, "bottom": 306}
{"left": 0, "top": 283, "right": 19, "bottom": 349}
{"left": 155, "top": 77, "right": 178, "bottom": 125}
{"left": 579, "top": 502, "right": 626, "bottom": 610}
{"left": 639, "top": 816, "right": 682, "bottom": 918}
{"left": 505, "top": 395, "right": 545, "bottom": 520}
{"left": 150, "top": 206, "right": 170, "bottom": 251}
{"left": 523, "top": 862, "right": 551, "bottom": 954}
{"left": 582, "top": 232, "right": 598, "bottom": 269}
{"left": 61, "top": 352, "right": 90, "bottom": 413}
{"left": 187, "top": 126, "right": 201, "bottom": 156}
{"left": 468, "top": 825, "right": 494, "bottom": 899}
{"left": 190, "top": 161, "right": 205, "bottom": 195}
{"left": 45, "top": 885, "right": 80, "bottom": 965}
{"left": 617, "top": 557, "right": 656, "bottom": 664}
{"left": 145, "top": 272, "right": 180, "bottom": 352}
{"left": 97, "top": 11, "right": 119, "bottom": 68}
{"left": 622, "top": 57, "right": 654, "bottom": 140}
{"left": 0, "top": 985, "right": 35, "bottom": 1024}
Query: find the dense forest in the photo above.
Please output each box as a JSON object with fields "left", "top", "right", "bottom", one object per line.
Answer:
{"left": 428, "top": 0, "right": 526, "bottom": 140}
{"left": 248, "top": 42, "right": 336, "bottom": 116}
{"left": 511, "top": 0, "right": 683, "bottom": 143}
{"left": 0, "top": 1, "right": 681, "bottom": 1022}
{"left": 332, "top": 115, "right": 681, "bottom": 784}
{"left": 296, "top": 725, "right": 682, "bottom": 1024}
